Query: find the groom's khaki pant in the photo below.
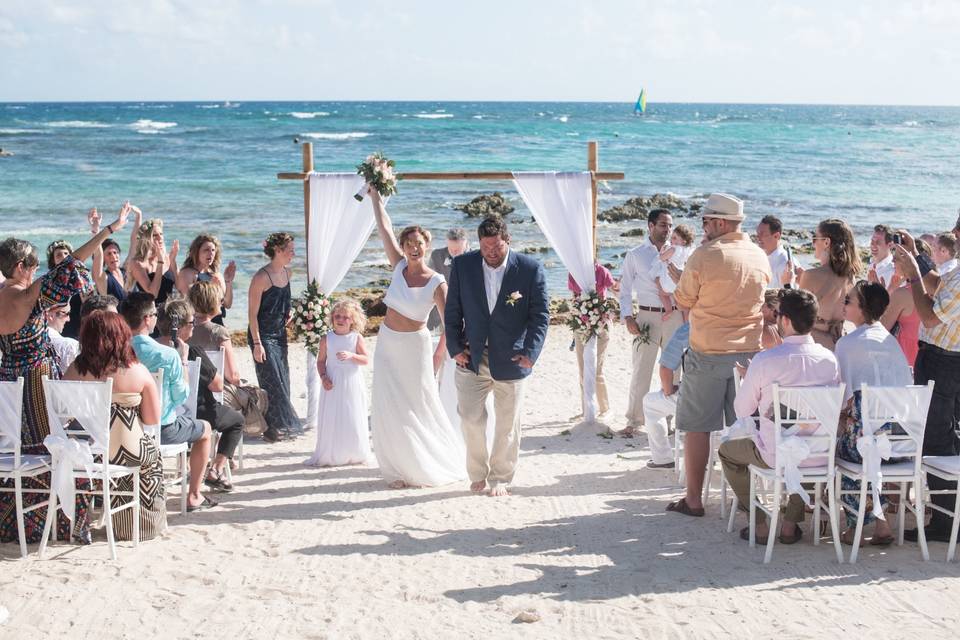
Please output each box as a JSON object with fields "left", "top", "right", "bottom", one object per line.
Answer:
{"left": 456, "top": 351, "right": 525, "bottom": 489}
{"left": 626, "top": 309, "right": 682, "bottom": 426}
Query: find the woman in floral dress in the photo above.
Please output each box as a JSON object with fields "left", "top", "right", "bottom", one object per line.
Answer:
{"left": 0, "top": 204, "right": 130, "bottom": 545}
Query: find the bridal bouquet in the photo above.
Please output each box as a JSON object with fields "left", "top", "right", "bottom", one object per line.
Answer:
{"left": 292, "top": 280, "right": 331, "bottom": 354}
{"left": 354, "top": 152, "right": 400, "bottom": 201}
{"left": 567, "top": 291, "right": 614, "bottom": 339}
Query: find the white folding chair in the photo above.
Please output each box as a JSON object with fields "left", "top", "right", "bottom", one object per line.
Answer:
{"left": 0, "top": 378, "right": 54, "bottom": 558}
{"left": 148, "top": 366, "right": 192, "bottom": 516}
{"left": 838, "top": 382, "right": 935, "bottom": 563}
{"left": 922, "top": 455, "right": 960, "bottom": 562}
{"left": 204, "top": 348, "right": 241, "bottom": 478}
{"left": 39, "top": 377, "right": 141, "bottom": 560}
{"left": 748, "top": 383, "right": 845, "bottom": 564}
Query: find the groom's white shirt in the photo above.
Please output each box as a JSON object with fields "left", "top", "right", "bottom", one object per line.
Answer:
{"left": 482, "top": 248, "right": 510, "bottom": 314}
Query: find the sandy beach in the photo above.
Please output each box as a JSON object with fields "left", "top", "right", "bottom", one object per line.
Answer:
{"left": 3, "top": 327, "right": 960, "bottom": 639}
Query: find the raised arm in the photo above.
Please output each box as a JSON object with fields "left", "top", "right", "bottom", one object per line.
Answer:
{"left": 88, "top": 207, "right": 108, "bottom": 295}
{"left": 126, "top": 205, "right": 142, "bottom": 271}
{"left": 221, "top": 261, "right": 236, "bottom": 309}
{"left": 71, "top": 202, "right": 130, "bottom": 264}
{"left": 369, "top": 188, "right": 403, "bottom": 267}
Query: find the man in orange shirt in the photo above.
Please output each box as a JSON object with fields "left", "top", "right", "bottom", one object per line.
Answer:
{"left": 665, "top": 193, "right": 772, "bottom": 517}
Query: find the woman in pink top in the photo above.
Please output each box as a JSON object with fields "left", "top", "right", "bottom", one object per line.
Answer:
{"left": 568, "top": 263, "right": 616, "bottom": 418}
{"left": 881, "top": 259, "right": 920, "bottom": 366}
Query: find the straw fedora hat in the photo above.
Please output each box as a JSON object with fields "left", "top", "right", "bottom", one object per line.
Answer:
{"left": 702, "top": 193, "right": 744, "bottom": 221}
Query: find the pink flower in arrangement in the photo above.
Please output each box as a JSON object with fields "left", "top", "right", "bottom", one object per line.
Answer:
{"left": 305, "top": 322, "right": 314, "bottom": 330}
{"left": 580, "top": 314, "right": 589, "bottom": 322}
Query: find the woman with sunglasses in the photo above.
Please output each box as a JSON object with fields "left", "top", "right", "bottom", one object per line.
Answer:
{"left": 834, "top": 281, "right": 913, "bottom": 545}
{"left": 0, "top": 203, "right": 130, "bottom": 545}
{"left": 784, "top": 219, "right": 862, "bottom": 349}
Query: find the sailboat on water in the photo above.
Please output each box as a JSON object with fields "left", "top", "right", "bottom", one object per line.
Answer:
{"left": 634, "top": 89, "right": 646, "bottom": 115}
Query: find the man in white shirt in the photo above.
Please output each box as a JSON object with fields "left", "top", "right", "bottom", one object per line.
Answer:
{"left": 717, "top": 288, "right": 840, "bottom": 544}
{"left": 755, "top": 215, "right": 789, "bottom": 289}
{"left": 46, "top": 303, "right": 79, "bottom": 372}
{"left": 869, "top": 224, "right": 895, "bottom": 287}
{"left": 933, "top": 232, "right": 958, "bottom": 276}
{"left": 619, "top": 208, "right": 683, "bottom": 434}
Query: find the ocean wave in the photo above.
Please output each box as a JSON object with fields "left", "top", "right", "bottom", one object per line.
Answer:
{"left": 301, "top": 132, "right": 371, "bottom": 140}
{"left": 556, "top": 115, "right": 569, "bottom": 123}
{"left": 0, "top": 128, "right": 47, "bottom": 135}
{"left": 415, "top": 113, "right": 453, "bottom": 119}
{"left": 131, "top": 119, "right": 177, "bottom": 129}
{"left": 290, "top": 112, "right": 330, "bottom": 119}
{"left": 6, "top": 106, "right": 25, "bottom": 109}
{"left": 901, "top": 120, "right": 919, "bottom": 127}
{"left": 44, "top": 120, "right": 112, "bottom": 128}
{"left": 198, "top": 104, "right": 221, "bottom": 109}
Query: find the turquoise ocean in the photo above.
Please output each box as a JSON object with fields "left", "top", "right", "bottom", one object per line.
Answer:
{"left": 2, "top": 101, "right": 959, "bottom": 327}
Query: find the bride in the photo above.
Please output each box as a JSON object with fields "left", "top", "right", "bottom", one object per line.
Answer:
{"left": 368, "top": 188, "right": 466, "bottom": 488}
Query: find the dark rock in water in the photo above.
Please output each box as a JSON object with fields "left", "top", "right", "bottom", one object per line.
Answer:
{"left": 620, "top": 228, "right": 646, "bottom": 238}
{"left": 783, "top": 229, "right": 811, "bottom": 240}
{"left": 520, "top": 246, "right": 550, "bottom": 255}
{"left": 456, "top": 192, "right": 515, "bottom": 217}
{"left": 599, "top": 193, "right": 698, "bottom": 222}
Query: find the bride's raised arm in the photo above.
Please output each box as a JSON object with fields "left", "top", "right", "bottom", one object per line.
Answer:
{"left": 369, "top": 187, "right": 404, "bottom": 268}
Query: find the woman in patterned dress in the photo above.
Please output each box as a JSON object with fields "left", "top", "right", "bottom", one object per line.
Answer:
{"left": 0, "top": 204, "right": 130, "bottom": 545}
{"left": 64, "top": 310, "right": 166, "bottom": 540}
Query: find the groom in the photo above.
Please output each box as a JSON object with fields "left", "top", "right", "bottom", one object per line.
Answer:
{"left": 445, "top": 216, "right": 550, "bottom": 496}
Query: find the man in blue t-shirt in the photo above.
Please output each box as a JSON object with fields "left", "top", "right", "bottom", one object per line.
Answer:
{"left": 120, "top": 292, "right": 216, "bottom": 512}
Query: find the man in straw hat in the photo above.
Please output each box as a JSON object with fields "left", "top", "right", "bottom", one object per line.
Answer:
{"left": 664, "top": 193, "right": 771, "bottom": 517}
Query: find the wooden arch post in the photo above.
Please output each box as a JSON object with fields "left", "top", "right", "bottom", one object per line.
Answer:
{"left": 279, "top": 141, "right": 624, "bottom": 266}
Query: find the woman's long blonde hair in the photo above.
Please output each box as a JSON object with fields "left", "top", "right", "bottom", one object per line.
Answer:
{"left": 126, "top": 218, "right": 164, "bottom": 290}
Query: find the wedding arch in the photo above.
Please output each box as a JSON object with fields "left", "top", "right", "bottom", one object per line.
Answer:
{"left": 278, "top": 141, "right": 625, "bottom": 424}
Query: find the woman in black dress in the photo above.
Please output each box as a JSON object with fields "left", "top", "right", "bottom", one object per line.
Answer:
{"left": 127, "top": 207, "right": 178, "bottom": 308}
{"left": 248, "top": 232, "right": 301, "bottom": 442}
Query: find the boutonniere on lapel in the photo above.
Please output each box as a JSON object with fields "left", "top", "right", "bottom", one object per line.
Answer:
{"left": 505, "top": 291, "right": 523, "bottom": 307}
{"left": 443, "top": 256, "right": 452, "bottom": 267}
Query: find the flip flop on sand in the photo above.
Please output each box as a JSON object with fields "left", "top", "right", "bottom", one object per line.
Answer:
{"left": 666, "top": 498, "right": 704, "bottom": 517}
{"left": 187, "top": 496, "right": 219, "bottom": 513}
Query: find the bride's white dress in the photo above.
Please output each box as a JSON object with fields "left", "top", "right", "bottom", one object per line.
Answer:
{"left": 371, "top": 260, "right": 466, "bottom": 486}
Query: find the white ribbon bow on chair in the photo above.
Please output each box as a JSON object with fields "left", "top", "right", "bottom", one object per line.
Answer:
{"left": 778, "top": 436, "right": 813, "bottom": 507}
{"left": 856, "top": 432, "right": 893, "bottom": 520}
{"left": 42, "top": 434, "right": 94, "bottom": 523}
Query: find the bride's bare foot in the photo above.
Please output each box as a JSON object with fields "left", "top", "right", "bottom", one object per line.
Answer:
{"left": 488, "top": 484, "right": 510, "bottom": 497}
{"left": 470, "top": 480, "right": 486, "bottom": 493}
{"left": 388, "top": 480, "right": 407, "bottom": 489}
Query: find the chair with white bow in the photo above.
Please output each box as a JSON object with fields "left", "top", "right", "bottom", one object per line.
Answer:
{"left": 38, "top": 377, "right": 141, "bottom": 560}
{"left": 922, "top": 455, "right": 960, "bottom": 562}
{"left": 0, "top": 378, "right": 54, "bottom": 558}
{"left": 748, "top": 383, "right": 846, "bottom": 564}
{"left": 837, "top": 382, "right": 934, "bottom": 563}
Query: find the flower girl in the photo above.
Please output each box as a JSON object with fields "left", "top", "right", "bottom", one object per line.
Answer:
{"left": 305, "top": 299, "right": 371, "bottom": 467}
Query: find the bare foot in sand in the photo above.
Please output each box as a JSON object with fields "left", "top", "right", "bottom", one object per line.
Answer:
{"left": 388, "top": 480, "right": 407, "bottom": 489}
{"left": 470, "top": 480, "right": 486, "bottom": 493}
{"left": 488, "top": 485, "right": 510, "bottom": 497}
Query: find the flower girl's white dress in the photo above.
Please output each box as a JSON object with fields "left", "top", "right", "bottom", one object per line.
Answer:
{"left": 305, "top": 331, "right": 371, "bottom": 466}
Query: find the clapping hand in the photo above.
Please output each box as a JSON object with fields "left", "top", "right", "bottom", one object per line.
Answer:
{"left": 88, "top": 207, "right": 101, "bottom": 234}
{"left": 659, "top": 245, "right": 676, "bottom": 263}
{"left": 224, "top": 260, "right": 237, "bottom": 284}
{"left": 109, "top": 201, "right": 131, "bottom": 234}
{"left": 168, "top": 239, "right": 179, "bottom": 266}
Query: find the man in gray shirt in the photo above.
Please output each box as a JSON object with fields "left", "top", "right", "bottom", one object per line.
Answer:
{"left": 428, "top": 228, "right": 468, "bottom": 330}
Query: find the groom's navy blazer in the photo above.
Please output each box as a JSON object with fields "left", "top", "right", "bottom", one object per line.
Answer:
{"left": 444, "top": 249, "right": 550, "bottom": 381}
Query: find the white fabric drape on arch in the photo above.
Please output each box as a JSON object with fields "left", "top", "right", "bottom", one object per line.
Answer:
{"left": 512, "top": 171, "right": 599, "bottom": 422}
{"left": 304, "top": 173, "right": 376, "bottom": 427}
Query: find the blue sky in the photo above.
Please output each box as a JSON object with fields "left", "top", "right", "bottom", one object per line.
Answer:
{"left": 2, "top": 0, "right": 959, "bottom": 105}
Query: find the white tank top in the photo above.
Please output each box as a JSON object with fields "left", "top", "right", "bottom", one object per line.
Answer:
{"left": 383, "top": 259, "right": 445, "bottom": 323}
